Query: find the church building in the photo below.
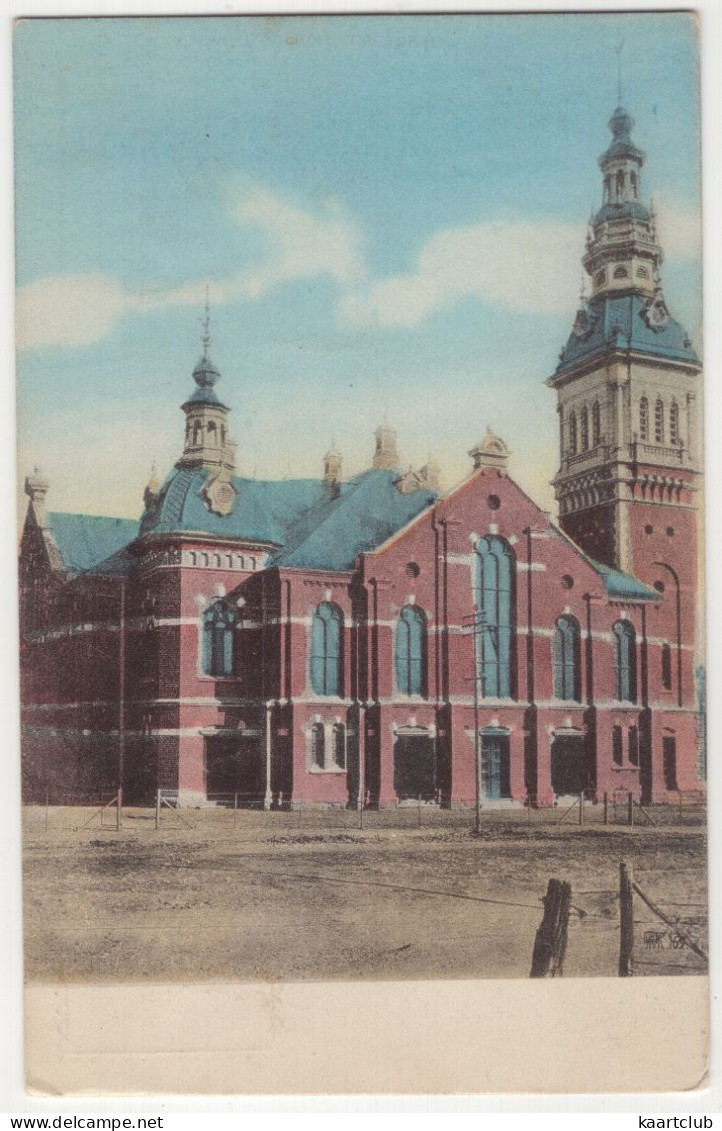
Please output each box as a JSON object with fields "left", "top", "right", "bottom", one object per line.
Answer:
{"left": 19, "top": 104, "right": 705, "bottom": 808}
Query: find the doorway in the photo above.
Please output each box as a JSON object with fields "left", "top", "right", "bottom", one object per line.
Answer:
{"left": 393, "top": 729, "right": 436, "bottom": 801}
{"left": 551, "top": 733, "right": 586, "bottom": 795}
{"left": 481, "top": 733, "right": 511, "bottom": 799}
{"left": 204, "top": 732, "right": 262, "bottom": 803}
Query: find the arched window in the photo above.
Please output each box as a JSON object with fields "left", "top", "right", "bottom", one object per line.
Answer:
{"left": 580, "top": 406, "right": 589, "bottom": 451}
{"left": 636, "top": 266, "right": 649, "bottom": 279}
{"left": 630, "top": 170, "right": 638, "bottom": 198}
{"left": 670, "top": 401, "right": 680, "bottom": 445}
{"left": 639, "top": 396, "right": 649, "bottom": 441}
{"left": 474, "top": 536, "right": 515, "bottom": 699}
{"left": 604, "top": 174, "right": 611, "bottom": 202}
{"left": 395, "top": 605, "right": 427, "bottom": 696}
{"left": 569, "top": 411, "right": 577, "bottom": 456}
{"left": 592, "top": 401, "right": 601, "bottom": 447}
{"left": 616, "top": 169, "right": 624, "bottom": 195}
{"left": 192, "top": 422, "right": 202, "bottom": 445}
{"left": 331, "top": 723, "right": 346, "bottom": 769}
{"left": 661, "top": 643, "right": 672, "bottom": 691}
{"left": 310, "top": 721, "right": 325, "bottom": 768}
{"left": 201, "top": 601, "right": 235, "bottom": 677}
{"left": 655, "top": 398, "right": 664, "bottom": 444}
{"left": 595, "top": 269, "right": 606, "bottom": 287}
{"left": 552, "top": 616, "right": 581, "bottom": 701}
{"left": 613, "top": 620, "right": 637, "bottom": 702}
{"left": 310, "top": 602, "right": 343, "bottom": 696}
{"left": 613, "top": 265, "right": 629, "bottom": 279}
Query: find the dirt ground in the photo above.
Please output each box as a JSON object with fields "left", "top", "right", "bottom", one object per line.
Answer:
{"left": 22, "top": 807, "right": 708, "bottom": 983}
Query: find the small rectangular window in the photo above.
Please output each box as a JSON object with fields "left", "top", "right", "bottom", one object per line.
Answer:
{"left": 612, "top": 725, "right": 623, "bottom": 766}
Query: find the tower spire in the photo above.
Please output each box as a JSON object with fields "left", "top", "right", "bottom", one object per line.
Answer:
{"left": 201, "top": 283, "right": 211, "bottom": 358}
{"left": 614, "top": 38, "right": 624, "bottom": 106}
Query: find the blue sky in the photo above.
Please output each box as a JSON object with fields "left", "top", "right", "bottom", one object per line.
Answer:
{"left": 14, "top": 13, "right": 702, "bottom": 520}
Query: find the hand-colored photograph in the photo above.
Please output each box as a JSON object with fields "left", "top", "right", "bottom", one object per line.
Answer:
{"left": 16, "top": 10, "right": 706, "bottom": 1021}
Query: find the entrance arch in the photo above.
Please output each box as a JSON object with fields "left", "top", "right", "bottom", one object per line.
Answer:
{"left": 551, "top": 730, "right": 586, "bottom": 796}
{"left": 393, "top": 726, "right": 436, "bottom": 801}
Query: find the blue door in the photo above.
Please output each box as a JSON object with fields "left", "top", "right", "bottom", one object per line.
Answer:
{"left": 482, "top": 735, "right": 511, "bottom": 799}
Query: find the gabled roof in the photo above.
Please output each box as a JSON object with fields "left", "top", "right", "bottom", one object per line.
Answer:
{"left": 555, "top": 292, "right": 699, "bottom": 376}
{"left": 47, "top": 513, "right": 139, "bottom": 574}
{"left": 273, "top": 469, "right": 437, "bottom": 571}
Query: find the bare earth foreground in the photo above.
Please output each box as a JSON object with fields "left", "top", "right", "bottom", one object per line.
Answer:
{"left": 22, "top": 807, "right": 707, "bottom": 983}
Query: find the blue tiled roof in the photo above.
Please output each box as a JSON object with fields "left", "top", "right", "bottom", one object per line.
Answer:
{"left": 555, "top": 293, "right": 699, "bottom": 376}
{"left": 274, "top": 469, "right": 437, "bottom": 571}
{"left": 593, "top": 201, "right": 650, "bottom": 224}
{"left": 584, "top": 555, "right": 659, "bottom": 602}
{"left": 47, "top": 513, "right": 139, "bottom": 574}
{"left": 140, "top": 467, "right": 329, "bottom": 545}
{"left": 140, "top": 465, "right": 437, "bottom": 570}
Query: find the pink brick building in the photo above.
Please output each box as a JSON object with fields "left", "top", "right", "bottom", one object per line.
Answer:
{"left": 19, "top": 104, "right": 705, "bottom": 809}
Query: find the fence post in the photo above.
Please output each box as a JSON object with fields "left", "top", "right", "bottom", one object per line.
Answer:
{"left": 155, "top": 788, "right": 161, "bottom": 830}
{"left": 359, "top": 799, "right": 363, "bottom": 830}
{"left": 418, "top": 794, "right": 422, "bottom": 829}
{"left": 603, "top": 791, "right": 609, "bottom": 826}
{"left": 578, "top": 792, "right": 584, "bottom": 826}
{"left": 234, "top": 792, "right": 238, "bottom": 827}
{"left": 628, "top": 791, "right": 634, "bottom": 827}
{"left": 530, "top": 878, "right": 572, "bottom": 977}
{"left": 619, "top": 859, "right": 634, "bottom": 977}
{"left": 117, "top": 787, "right": 122, "bottom": 831}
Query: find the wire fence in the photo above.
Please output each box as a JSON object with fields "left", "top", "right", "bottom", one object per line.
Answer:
{"left": 22, "top": 786, "right": 706, "bottom": 837}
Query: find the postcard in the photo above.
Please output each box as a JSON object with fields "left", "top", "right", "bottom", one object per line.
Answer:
{"left": 15, "top": 12, "right": 708, "bottom": 1095}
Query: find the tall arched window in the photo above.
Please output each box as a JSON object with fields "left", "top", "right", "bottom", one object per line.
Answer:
{"left": 395, "top": 605, "right": 427, "bottom": 696}
{"left": 201, "top": 601, "right": 235, "bottom": 677}
{"left": 310, "top": 602, "right": 343, "bottom": 696}
{"left": 655, "top": 398, "right": 665, "bottom": 444}
{"left": 592, "top": 401, "right": 601, "bottom": 447}
{"left": 552, "top": 616, "right": 581, "bottom": 701}
{"left": 569, "top": 411, "right": 578, "bottom": 456}
{"left": 474, "top": 536, "right": 515, "bottom": 699}
{"left": 310, "top": 721, "right": 325, "bottom": 768}
{"left": 670, "top": 400, "right": 680, "bottom": 445}
{"left": 613, "top": 620, "right": 637, "bottom": 702}
{"left": 580, "top": 406, "right": 589, "bottom": 451}
{"left": 639, "top": 396, "right": 649, "bottom": 441}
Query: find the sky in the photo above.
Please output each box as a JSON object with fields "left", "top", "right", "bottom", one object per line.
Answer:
{"left": 13, "top": 12, "right": 702, "bottom": 521}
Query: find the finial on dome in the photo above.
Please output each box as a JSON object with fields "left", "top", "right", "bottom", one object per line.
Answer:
{"left": 614, "top": 38, "right": 625, "bottom": 106}
{"left": 144, "top": 462, "right": 161, "bottom": 510}
{"left": 192, "top": 287, "right": 221, "bottom": 389}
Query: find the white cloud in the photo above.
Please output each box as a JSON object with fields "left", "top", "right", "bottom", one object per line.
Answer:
{"left": 16, "top": 274, "right": 132, "bottom": 349}
{"left": 16, "top": 183, "right": 365, "bottom": 350}
{"left": 339, "top": 220, "right": 584, "bottom": 327}
{"left": 653, "top": 199, "right": 702, "bottom": 262}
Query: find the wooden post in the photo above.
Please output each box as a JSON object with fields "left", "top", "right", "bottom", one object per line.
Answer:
{"left": 619, "top": 859, "right": 634, "bottom": 976}
{"left": 527, "top": 795, "right": 532, "bottom": 826}
{"left": 234, "top": 792, "right": 238, "bottom": 827}
{"left": 603, "top": 791, "right": 609, "bottom": 826}
{"left": 578, "top": 792, "right": 584, "bottom": 826}
{"left": 155, "top": 788, "right": 161, "bottom": 830}
{"left": 628, "top": 791, "right": 634, "bottom": 827}
{"left": 117, "top": 787, "right": 122, "bottom": 831}
{"left": 530, "top": 879, "right": 572, "bottom": 978}
{"left": 418, "top": 794, "right": 422, "bottom": 829}
{"left": 298, "top": 800, "right": 303, "bottom": 828}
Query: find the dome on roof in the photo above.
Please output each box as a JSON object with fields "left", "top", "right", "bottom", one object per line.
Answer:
{"left": 192, "top": 353, "right": 221, "bottom": 388}
{"left": 609, "top": 105, "right": 634, "bottom": 138}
